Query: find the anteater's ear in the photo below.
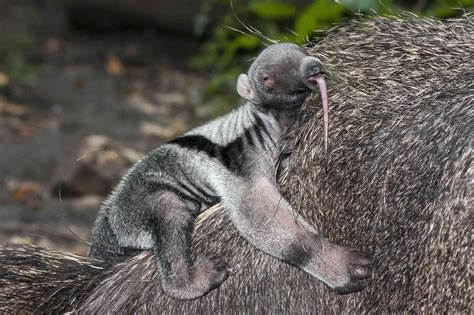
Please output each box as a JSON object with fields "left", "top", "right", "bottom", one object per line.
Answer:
{"left": 237, "top": 74, "right": 256, "bottom": 101}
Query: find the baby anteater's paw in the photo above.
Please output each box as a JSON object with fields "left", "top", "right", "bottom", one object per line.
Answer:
{"left": 194, "top": 255, "right": 229, "bottom": 291}
{"left": 333, "top": 250, "right": 374, "bottom": 295}
{"left": 161, "top": 255, "right": 229, "bottom": 300}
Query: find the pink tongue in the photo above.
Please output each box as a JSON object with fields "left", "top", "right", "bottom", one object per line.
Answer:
{"left": 314, "top": 76, "right": 329, "bottom": 153}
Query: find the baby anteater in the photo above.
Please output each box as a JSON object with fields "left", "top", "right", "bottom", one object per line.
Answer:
{"left": 90, "top": 43, "right": 373, "bottom": 300}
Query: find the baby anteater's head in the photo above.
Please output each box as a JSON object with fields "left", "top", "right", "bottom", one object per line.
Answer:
{"left": 237, "top": 43, "right": 329, "bottom": 151}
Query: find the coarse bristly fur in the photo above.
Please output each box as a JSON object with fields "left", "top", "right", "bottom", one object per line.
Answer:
{"left": 0, "top": 15, "right": 472, "bottom": 313}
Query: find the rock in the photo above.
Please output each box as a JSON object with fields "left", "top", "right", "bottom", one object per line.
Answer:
{"left": 69, "top": 194, "right": 103, "bottom": 209}
{"left": 50, "top": 135, "right": 144, "bottom": 196}
{"left": 0, "top": 98, "right": 37, "bottom": 137}
{"left": 6, "top": 179, "right": 45, "bottom": 209}
{"left": 44, "top": 37, "right": 65, "bottom": 55}
{"left": 127, "top": 92, "right": 162, "bottom": 115}
{"left": 13, "top": 120, "right": 38, "bottom": 138}
{"left": 140, "top": 120, "right": 186, "bottom": 140}
{"left": 105, "top": 56, "right": 124, "bottom": 76}
{"left": 153, "top": 92, "right": 187, "bottom": 107}
{"left": 0, "top": 72, "right": 9, "bottom": 87}
{"left": 0, "top": 98, "right": 30, "bottom": 117}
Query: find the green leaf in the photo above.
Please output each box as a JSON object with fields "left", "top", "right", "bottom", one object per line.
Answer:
{"left": 217, "top": 35, "right": 260, "bottom": 71}
{"left": 336, "top": 0, "right": 382, "bottom": 11}
{"left": 294, "top": 0, "right": 345, "bottom": 42}
{"left": 429, "top": 5, "right": 459, "bottom": 17}
{"left": 459, "top": 0, "right": 474, "bottom": 6}
{"left": 249, "top": 2, "right": 297, "bottom": 20}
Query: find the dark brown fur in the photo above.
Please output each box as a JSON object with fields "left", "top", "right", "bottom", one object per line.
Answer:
{"left": 0, "top": 16, "right": 472, "bottom": 313}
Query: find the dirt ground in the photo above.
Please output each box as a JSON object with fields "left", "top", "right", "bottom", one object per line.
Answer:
{"left": 0, "top": 1, "right": 221, "bottom": 255}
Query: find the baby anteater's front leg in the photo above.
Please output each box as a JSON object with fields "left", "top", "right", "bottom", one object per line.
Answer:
{"left": 148, "top": 190, "right": 228, "bottom": 300}
{"left": 221, "top": 176, "right": 373, "bottom": 294}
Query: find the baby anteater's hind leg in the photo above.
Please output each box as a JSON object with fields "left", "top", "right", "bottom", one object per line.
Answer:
{"left": 148, "top": 190, "right": 229, "bottom": 300}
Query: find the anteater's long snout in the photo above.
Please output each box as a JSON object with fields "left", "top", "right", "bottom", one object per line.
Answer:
{"left": 303, "top": 57, "right": 325, "bottom": 78}
{"left": 301, "top": 56, "right": 329, "bottom": 153}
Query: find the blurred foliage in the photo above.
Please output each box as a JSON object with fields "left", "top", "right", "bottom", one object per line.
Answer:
{"left": 0, "top": 32, "right": 37, "bottom": 87}
{"left": 192, "top": 0, "right": 473, "bottom": 110}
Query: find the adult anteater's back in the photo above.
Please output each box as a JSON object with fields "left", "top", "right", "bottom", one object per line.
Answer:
{"left": 0, "top": 243, "right": 114, "bottom": 313}
{"left": 0, "top": 16, "right": 472, "bottom": 313}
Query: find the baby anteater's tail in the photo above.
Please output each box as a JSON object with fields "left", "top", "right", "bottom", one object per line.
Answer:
{"left": 0, "top": 242, "right": 114, "bottom": 313}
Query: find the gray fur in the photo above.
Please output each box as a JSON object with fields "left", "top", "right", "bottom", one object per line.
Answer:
{"left": 90, "top": 42, "right": 372, "bottom": 300}
{"left": 0, "top": 16, "right": 471, "bottom": 313}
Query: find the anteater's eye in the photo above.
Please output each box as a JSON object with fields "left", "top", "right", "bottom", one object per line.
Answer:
{"left": 263, "top": 76, "right": 269, "bottom": 81}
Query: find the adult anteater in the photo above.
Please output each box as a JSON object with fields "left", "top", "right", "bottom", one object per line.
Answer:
{"left": 0, "top": 16, "right": 472, "bottom": 313}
